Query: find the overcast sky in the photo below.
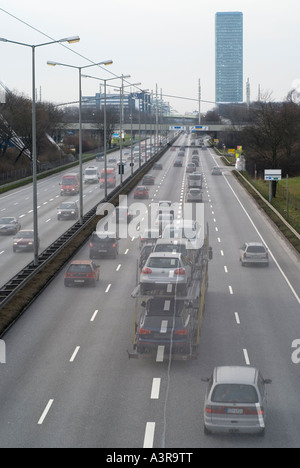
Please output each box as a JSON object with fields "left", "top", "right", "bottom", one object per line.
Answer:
{"left": 0, "top": 0, "right": 299, "bottom": 114}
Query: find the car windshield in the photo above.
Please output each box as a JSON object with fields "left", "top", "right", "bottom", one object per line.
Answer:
{"left": 68, "top": 264, "right": 92, "bottom": 273}
{"left": 15, "top": 231, "right": 33, "bottom": 238}
{"left": 60, "top": 203, "right": 75, "bottom": 209}
{"left": 190, "top": 190, "right": 201, "bottom": 195}
{"left": 85, "top": 170, "right": 97, "bottom": 175}
{"left": 211, "top": 384, "right": 259, "bottom": 404}
{"left": 147, "top": 257, "right": 180, "bottom": 269}
{"left": 0, "top": 218, "right": 15, "bottom": 224}
{"left": 62, "top": 177, "right": 76, "bottom": 184}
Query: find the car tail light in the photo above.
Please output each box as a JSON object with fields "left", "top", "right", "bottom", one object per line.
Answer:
{"left": 245, "top": 406, "right": 264, "bottom": 415}
{"left": 112, "top": 243, "right": 117, "bottom": 248}
{"left": 174, "top": 328, "right": 188, "bottom": 336}
{"left": 174, "top": 268, "right": 185, "bottom": 275}
{"left": 89, "top": 242, "right": 94, "bottom": 247}
{"left": 205, "top": 406, "right": 227, "bottom": 414}
{"left": 142, "top": 267, "right": 152, "bottom": 275}
{"left": 265, "top": 252, "right": 269, "bottom": 259}
{"left": 139, "top": 328, "right": 151, "bottom": 335}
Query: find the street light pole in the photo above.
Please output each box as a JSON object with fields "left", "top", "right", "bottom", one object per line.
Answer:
{"left": 82, "top": 74, "right": 130, "bottom": 200}
{"left": 47, "top": 59, "right": 113, "bottom": 223}
{"left": 0, "top": 35, "right": 80, "bottom": 266}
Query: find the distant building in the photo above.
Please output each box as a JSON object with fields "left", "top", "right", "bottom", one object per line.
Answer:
{"left": 81, "top": 92, "right": 170, "bottom": 115}
{"left": 215, "top": 12, "right": 243, "bottom": 103}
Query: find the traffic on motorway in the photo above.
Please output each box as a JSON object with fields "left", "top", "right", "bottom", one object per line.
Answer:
{"left": 0, "top": 134, "right": 300, "bottom": 448}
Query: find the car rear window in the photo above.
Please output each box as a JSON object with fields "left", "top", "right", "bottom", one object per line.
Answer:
{"left": 154, "top": 244, "right": 187, "bottom": 255}
{"left": 91, "top": 233, "right": 116, "bottom": 243}
{"left": 147, "top": 257, "right": 180, "bottom": 269}
{"left": 68, "top": 264, "right": 92, "bottom": 273}
{"left": 247, "top": 246, "right": 266, "bottom": 253}
{"left": 211, "top": 384, "right": 259, "bottom": 404}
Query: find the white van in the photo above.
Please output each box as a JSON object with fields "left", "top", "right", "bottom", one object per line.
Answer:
{"left": 84, "top": 166, "right": 100, "bottom": 184}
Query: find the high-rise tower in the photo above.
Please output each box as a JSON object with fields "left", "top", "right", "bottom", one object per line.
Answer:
{"left": 215, "top": 12, "right": 243, "bottom": 103}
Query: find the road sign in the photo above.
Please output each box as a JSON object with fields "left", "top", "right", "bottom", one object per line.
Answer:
{"left": 264, "top": 169, "right": 282, "bottom": 181}
{"left": 190, "top": 126, "right": 209, "bottom": 131}
{"left": 169, "top": 126, "right": 186, "bottom": 131}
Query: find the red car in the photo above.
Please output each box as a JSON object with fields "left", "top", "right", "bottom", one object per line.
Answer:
{"left": 13, "top": 230, "right": 40, "bottom": 252}
{"left": 64, "top": 260, "right": 100, "bottom": 287}
{"left": 134, "top": 186, "right": 149, "bottom": 199}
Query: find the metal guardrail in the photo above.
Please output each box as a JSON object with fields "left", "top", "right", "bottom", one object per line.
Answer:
{"left": 0, "top": 140, "right": 177, "bottom": 311}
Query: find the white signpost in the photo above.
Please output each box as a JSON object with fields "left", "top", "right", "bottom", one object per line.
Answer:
{"left": 264, "top": 169, "right": 282, "bottom": 203}
{"left": 264, "top": 169, "right": 282, "bottom": 181}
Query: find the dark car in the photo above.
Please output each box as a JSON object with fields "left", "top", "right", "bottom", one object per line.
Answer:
{"left": 211, "top": 166, "right": 222, "bottom": 175}
{"left": 139, "top": 243, "right": 154, "bottom": 269}
{"left": 134, "top": 186, "right": 149, "bottom": 199}
{"left": 57, "top": 201, "right": 79, "bottom": 220}
{"left": 13, "top": 230, "right": 40, "bottom": 252}
{"left": 136, "top": 298, "right": 195, "bottom": 355}
{"left": 142, "top": 175, "right": 155, "bottom": 185}
{"left": 89, "top": 231, "right": 119, "bottom": 259}
{"left": 64, "top": 260, "right": 100, "bottom": 287}
{"left": 0, "top": 217, "right": 21, "bottom": 235}
{"left": 174, "top": 160, "right": 183, "bottom": 167}
{"left": 153, "top": 163, "right": 163, "bottom": 170}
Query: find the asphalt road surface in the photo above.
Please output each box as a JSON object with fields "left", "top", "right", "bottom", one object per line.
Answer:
{"left": 0, "top": 135, "right": 299, "bottom": 448}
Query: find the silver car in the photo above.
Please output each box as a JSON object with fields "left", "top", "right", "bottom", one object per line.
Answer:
{"left": 203, "top": 366, "right": 272, "bottom": 436}
{"left": 140, "top": 252, "right": 192, "bottom": 296}
{"left": 186, "top": 188, "right": 203, "bottom": 203}
{"left": 0, "top": 217, "right": 21, "bottom": 235}
{"left": 240, "top": 242, "right": 269, "bottom": 267}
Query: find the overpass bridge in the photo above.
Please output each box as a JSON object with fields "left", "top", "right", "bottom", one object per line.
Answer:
{"left": 56, "top": 122, "right": 246, "bottom": 137}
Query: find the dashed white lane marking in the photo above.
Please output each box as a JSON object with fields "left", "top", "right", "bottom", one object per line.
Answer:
{"left": 38, "top": 399, "right": 54, "bottom": 425}
{"left": 70, "top": 346, "right": 80, "bottom": 362}
{"left": 151, "top": 378, "right": 161, "bottom": 400}
{"left": 143, "top": 422, "right": 156, "bottom": 448}
{"left": 234, "top": 312, "right": 241, "bottom": 325}
{"left": 90, "top": 310, "right": 99, "bottom": 322}
{"left": 243, "top": 349, "right": 251, "bottom": 366}
{"left": 156, "top": 346, "right": 165, "bottom": 362}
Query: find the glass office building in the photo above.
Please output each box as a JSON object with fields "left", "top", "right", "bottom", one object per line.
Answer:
{"left": 215, "top": 12, "right": 243, "bottom": 103}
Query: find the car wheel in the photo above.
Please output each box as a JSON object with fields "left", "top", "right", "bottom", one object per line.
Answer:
{"left": 204, "top": 426, "right": 212, "bottom": 436}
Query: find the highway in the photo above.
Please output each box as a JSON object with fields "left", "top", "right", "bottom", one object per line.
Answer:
{"left": 0, "top": 134, "right": 300, "bottom": 448}
{"left": 0, "top": 148, "right": 143, "bottom": 288}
